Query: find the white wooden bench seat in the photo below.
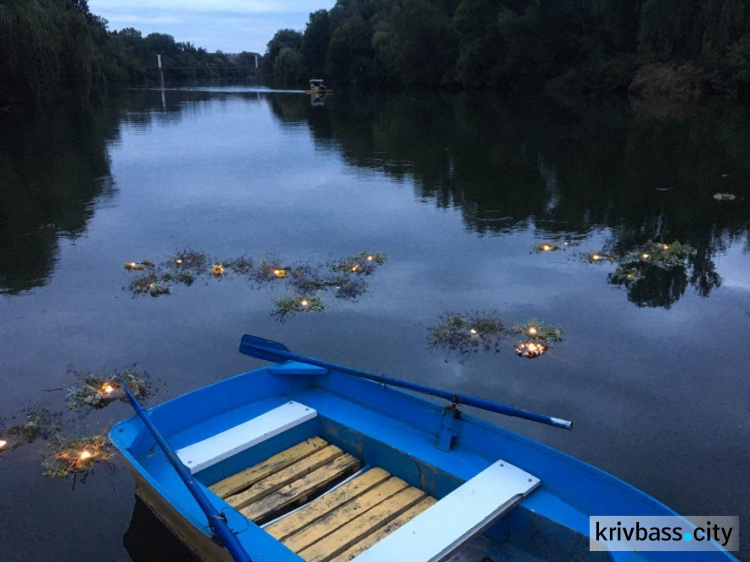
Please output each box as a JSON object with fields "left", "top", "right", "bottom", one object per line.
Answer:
{"left": 352, "top": 459, "right": 540, "bottom": 562}
{"left": 175, "top": 401, "right": 317, "bottom": 474}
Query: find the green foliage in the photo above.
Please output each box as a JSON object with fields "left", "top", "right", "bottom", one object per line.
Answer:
{"left": 331, "top": 252, "right": 388, "bottom": 274}
{"left": 263, "top": 28, "right": 304, "bottom": 79}
{"left": 8, "top": 0, "right": 750, "bottom": 103}
{"left": 43, "top": 430, "right": 115, "bottom": 481}
{"left": 428, "top": 312, "right": 565, "bottom": 358}
{"left": 122, "top": 249, "right": 387, "bottom": 320}
{"left": 373, "top": 0, "right": 457, "bottom": 87}
{"left": 6, "top": 407, "right": 61, "bottom": 443}
{"left": 602, "top": 241, "right": 707, "bottom": 309}
{"left": 0, "top": 1, "right": 260, "bottom": 111}
{"left": 729, "top": 35, "right": 750, "bottom": 82}
{"left": 129, "top": 273, "right": 159, "bottom": 294}
{"left": 511, "top": 319, "right": 564, "bottom": 347}
{"left": 610, "top": 266, "right": 643, "bottom": 285}
{"left": 273, "top": 47, "right": 306, "bottom": 87}
{"left": 620, "top": 240, "right": 697, "bottom": 269}
{"left": 269, "top": 0, "right": 750, "bottom": 92}
{"left": 0, "top": 0, "right": 105, "bottom": 109}
{"left": 427, "top": 312, "right": 505, "bottom": 354}
{"left": 326, "top": 15, "right": 379, "bottom": 87}
{"left": 272, "top": 295, "right": 325, "bottom": 321}
{"left": 65, "top": 367, "right": 151, "bottom": 410}
{"left": 303, "top": 10, "right": 332, "bottom": 78}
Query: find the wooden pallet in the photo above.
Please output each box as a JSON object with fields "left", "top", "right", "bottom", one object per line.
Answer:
{"left": 209, "top": 438, "right": 436, "bottom": 561}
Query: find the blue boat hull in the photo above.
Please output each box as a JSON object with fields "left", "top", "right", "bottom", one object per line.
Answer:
{"left": 110, "top": 362, "right": 736, "bottom": 561}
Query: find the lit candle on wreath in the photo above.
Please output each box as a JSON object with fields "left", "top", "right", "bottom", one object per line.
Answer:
{"left": 515, "top": 342, "right": 548, "bottom": 359}
{"left": 79, "top": 450, "right": 94, "bottom": 461}
{"left": 273, "top": 269, "right": 286, "bottom": 278}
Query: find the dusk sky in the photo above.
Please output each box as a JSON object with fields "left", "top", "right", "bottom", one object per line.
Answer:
{"left": 88, "top": 0, "right": 335, "bottom": 54}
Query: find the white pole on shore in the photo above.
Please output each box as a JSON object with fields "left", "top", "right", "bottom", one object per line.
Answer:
{"left": 157, "top": 54, "right": 165, "bottom": 110}
{"left": 157, "top": 54, "right": 165, "bottom": 85}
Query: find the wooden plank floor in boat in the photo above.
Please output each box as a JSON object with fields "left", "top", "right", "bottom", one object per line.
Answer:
{"left": 209, "top": 437, "right": 437, "bottom": 562}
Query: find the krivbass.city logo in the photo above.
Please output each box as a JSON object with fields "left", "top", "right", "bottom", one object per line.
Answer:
{"left": 590, "top": 516, "right": 739, "bottom": 552}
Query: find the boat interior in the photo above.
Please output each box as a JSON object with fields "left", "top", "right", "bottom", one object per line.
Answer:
{"left": 113, "top": 362, "right": 621, "bottom": 561}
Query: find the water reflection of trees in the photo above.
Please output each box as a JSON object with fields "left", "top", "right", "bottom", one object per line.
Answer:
{"left": 610, "top": 263, "right": 690, "bottom": 309}
{"left": 0, "top": 90, "right": 269, "bottom": 295}
{"left": 5, "top": 90, "right": 743, "bottom": 304}
{"left": 268, "top": 92, "right": 749, "bottom": 308}
{"left": 0, "top": 107, "right": 120, "bottom": 294}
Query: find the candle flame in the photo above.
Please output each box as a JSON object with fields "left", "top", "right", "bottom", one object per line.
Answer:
{"left": 662, "top": 244, "right": 669, "bottom": 250}
{"left": 0, "top": 440, "right": 7, "bottom": 448}
{"left": 352, "top": 265, "right": 360, "bottom": 272}
{"left": 516, "top": 342, "right": 548, "bottom": 357}
{"left": 642, "top": 253, "right": 650, "bottom": 260}
{"left": 367, "top": 255, "right": 374, "bottom": 261}
{"left": 273, "top": 269, "right": 286, "bottom": 278}
{"left": 470, "top": 328, "right": 477, "bottom": 334}
{"left": 103, "top": 385, "right": 114, "bottom": 394}
{"left": 542, "top": 244, "right": 551, "bottom": 251}
{"left": 300, "top": 300, "right": 309, "bottom": 306}
{"left": 528, "top": 327, "right": 537, "bottom": 335}
{"left": 592, "top": 254, "right": 600, "bottom": 261}
{"left": 79, "top": 450, "right": 93, "bottom": 461}
{"left": 175, "top": 258, "right": 183, "bottom": 264}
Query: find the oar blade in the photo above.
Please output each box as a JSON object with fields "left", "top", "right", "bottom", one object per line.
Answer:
{"left": 239, "top": 334, "right": 291, "bottom": 363}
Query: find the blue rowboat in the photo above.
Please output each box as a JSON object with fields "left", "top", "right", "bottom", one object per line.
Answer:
{"left": 110, "top": 335, "right": 736, "bottom": 562}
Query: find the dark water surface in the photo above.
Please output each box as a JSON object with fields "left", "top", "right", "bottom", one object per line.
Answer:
{"left": 1, "top": 88, "right": 748, "bottom": 560}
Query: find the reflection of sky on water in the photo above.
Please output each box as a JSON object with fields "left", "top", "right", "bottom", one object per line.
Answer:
{"left": 0, "top": 89, "right": 748, "bottom": 560}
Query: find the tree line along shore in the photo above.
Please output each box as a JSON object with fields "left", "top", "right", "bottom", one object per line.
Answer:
{"left": 2, "top": 0, "right": 750, "bottom": 113}
{"left": 265, "top": 0, "right": 750, "bottom": 97}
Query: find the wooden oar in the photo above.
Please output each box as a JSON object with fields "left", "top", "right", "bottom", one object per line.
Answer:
{"left": 117, "top": 375, "right": 254, "bottom": 562}
{"left": 239, "top": 334, "right": 572, "bottom": 430}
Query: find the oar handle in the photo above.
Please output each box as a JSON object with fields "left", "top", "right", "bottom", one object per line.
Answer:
{"left": 239, "top": 335, "right": 572, "bottom": 430}
{"left": 118, "top": 377, "right": 253, "bottom": 562}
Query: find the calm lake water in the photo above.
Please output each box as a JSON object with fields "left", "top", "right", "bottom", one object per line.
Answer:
{"left": 1, "top": 87, "right": 748, "bottom": 560}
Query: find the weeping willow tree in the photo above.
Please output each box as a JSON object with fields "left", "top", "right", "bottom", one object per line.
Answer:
{"left": 0, "top": 0, "right": 106, "bottom": 110}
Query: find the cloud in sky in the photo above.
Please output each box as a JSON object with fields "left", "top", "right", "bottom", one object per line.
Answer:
{"left": 89, "top": 0, "right": 335, "bottom": 53}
